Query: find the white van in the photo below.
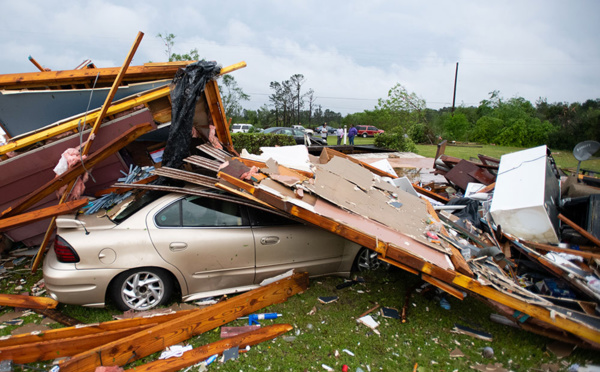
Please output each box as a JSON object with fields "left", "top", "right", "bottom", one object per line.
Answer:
{"left": 231, "top": 123, "right": 254, "bottom": 133}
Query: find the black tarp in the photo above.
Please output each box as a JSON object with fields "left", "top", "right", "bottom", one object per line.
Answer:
{"left": 159, "top": 60, "right": 221, "bottom": 175}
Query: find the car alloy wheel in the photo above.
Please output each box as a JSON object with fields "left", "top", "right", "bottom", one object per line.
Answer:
{"left": 355, "top": 248, "right": 389, "bottom": 271}
{"left": 112, "top": 269, "right": 172, "bottom": 311}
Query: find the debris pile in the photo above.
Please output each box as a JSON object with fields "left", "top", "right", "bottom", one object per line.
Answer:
{"left": 0, "top": 30, "right": 599, "bottom": 370}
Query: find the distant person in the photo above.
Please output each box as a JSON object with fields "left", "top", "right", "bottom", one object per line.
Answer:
{"left": 348, "top": 124, "right": 358, "bottom": 145}
{"left": 321, "top": 123, "right": 328, "bottom": 143}
{"left": 336, "top": 127, "right": 344, "bottom": 145}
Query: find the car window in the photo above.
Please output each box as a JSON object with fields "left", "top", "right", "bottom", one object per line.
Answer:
{"left": 155, "top": 196, "right": 244, "bottom": 227}
{"left": 247, "top": 206, "right": 302, "bottom": 227}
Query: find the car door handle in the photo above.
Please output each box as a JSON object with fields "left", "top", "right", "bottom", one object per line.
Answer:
{"left": 260, "top": 236, "right": 280, "bottom": 245}
{"left": 169, "top": 242, "right": 188, "bottom": 251}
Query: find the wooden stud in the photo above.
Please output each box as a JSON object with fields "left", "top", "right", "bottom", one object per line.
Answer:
{"left": 0, "top": 294, "right": 57, "bottom": 309}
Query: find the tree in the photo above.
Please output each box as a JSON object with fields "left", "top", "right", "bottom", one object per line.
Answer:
{"left": 156, "top": 33, "right": 200, "bottom": 62}
{"left": 219, "top": 74, "right": 250, "bottom": 121}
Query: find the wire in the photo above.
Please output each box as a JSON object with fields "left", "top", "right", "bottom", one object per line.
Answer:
{"left": 77, "top": 72, "right": 101, "bottom": 184}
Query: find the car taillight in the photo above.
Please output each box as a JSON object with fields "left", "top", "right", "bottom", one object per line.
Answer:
{"left": 54, "top": 236, "right": 80, "bottom": 263}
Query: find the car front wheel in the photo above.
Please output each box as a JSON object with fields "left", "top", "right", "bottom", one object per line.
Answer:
{"left": 111, "top": 268, "right": 173, "bottom": 311}
{"left": 362, "top": 133, "right": 368, "bottom": 138}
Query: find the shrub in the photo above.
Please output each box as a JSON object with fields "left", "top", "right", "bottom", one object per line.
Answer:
{"left": 231, "top": 133, "right": 296, "bottom": 155}
{"left": 374, "top": 132, "right": 417, "bottom": 153}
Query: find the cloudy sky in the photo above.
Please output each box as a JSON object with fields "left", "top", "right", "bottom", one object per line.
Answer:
{"left": 1, "top": 0, "right": 599, "bottom": 115}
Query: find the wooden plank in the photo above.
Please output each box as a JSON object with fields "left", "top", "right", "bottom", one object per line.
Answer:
{"left": 204, "top": 79, "right": 237, "bottom": 155}
{"left": 412, "top": 183, "right": 450, "bottom": 203}
{"left": 0, "top": 324, "right": 155, "bottom": 364}
{"left": 0, "top": 310, "right": 195, "bottom": 347}
{"left": 58, "top": 272, "right": 308, "bottom": 372}
{"left": 124, "top": 324, "right": 292, "bottom": 372}
{"left": 422, "top": 274, "right": 464, "bottom": 300}
{"left": 1, "top": 122, "right": 153, "bottom": 219}
{"left": 0, "top": 294, "right": 57, "bottom": 309}
{"left": 220, "top": 325, "right": 261, "bottom": 338}
{"left": 0, "top": 198, "right": 88, "bottom": 231}
{"left": 94, "top": 175, "right": 158, "bottom": 197}
{"left": 452, "top": 273, "right": 600, "bottom": 344}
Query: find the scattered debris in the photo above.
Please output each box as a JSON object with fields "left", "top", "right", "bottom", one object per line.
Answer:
{"left": 318, "top": 296, "right": 339, "bottom": 304}
{"left": 451, "top": 323, "right": 493, "bottom": 342}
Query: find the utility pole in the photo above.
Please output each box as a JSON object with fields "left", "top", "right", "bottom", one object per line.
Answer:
{"left": 451, "top": 62, "right": 459, "bottom": 116}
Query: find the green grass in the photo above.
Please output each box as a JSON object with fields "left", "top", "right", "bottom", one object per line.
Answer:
{"left": 415, "top": 144, "right": 600, "bottom": 174}
{"left": 2, "top": 262, "right": 599, "bottom": 371}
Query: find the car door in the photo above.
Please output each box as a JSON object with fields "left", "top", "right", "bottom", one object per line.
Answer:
{"left": 147, "top": 195, "right": 255, "bottom": 295}
{"left": 247, "top": 206, "right": 347, "bottom": 283}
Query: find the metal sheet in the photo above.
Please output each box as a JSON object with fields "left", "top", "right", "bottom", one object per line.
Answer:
{"left": 0, "top": 80, "right": 169, "bottom": 137}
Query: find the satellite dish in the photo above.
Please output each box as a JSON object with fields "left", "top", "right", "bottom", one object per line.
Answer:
{"left": 573, "top": 140, "right": 600, "bottom": 175}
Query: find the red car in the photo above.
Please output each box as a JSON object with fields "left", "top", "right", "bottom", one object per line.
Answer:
{"left": 356, "top": 125, "right": 384, "bottom": 138}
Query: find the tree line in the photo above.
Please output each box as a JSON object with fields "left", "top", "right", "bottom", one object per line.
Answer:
{"left": 159, "top": 33, "right": 598, "bottom": 152}
{"left": 228, "top": 77, "right": 599, "bottom": 151}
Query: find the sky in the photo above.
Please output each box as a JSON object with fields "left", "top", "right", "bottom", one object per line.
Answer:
{"left": 1, "top": 0, "right": 599, "bottom": 116}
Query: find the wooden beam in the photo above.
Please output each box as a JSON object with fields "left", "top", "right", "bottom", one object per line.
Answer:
{"left": 0, "top": 324, "right": 156, "bottom": 364}
{"left": 0, "top": 294, "right": 57, "bottom": 309}
{"left": 124, "top": 324, "right": 292, "bottom": 372}
{"left": 82, "top": 31, "right": 143, "bottom": 155}
{"left": 28, "top": 56, "right": 47, "bottom": 72}
{"left": 0, "top": 198, "right": 88, "bottom": 231}
{"left": 58, "top": 272, "right": 308, "bottom": 372}
{"left": 0, "top": 63, "right": 183, "bottom": 90}
{"left": 0, "top": 310, "right": 195, "bottom": 348}
{"left": 559, "top": 213, "right": 600, "bottom": 248}
{"left": 1, "top": 122, "right": 153, "bottom": 218}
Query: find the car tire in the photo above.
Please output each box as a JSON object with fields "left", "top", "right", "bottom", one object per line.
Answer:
{"left": 110, "top": 268, "right": 173, "bottom": 311}
{"left": 354, "top": 248, "right": 390, "bottom": 272}
{"left": 362, "top": 133, "right": 368, "bottom": 138}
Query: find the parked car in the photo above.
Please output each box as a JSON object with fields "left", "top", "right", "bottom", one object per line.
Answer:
{"left": 356, "top": 125, "right": 384, "bottom": 138}
{"left": 263, "top": 127, "right": 327, "bottom": 146}
{"left": 292, "top": 125, "right": 314, "bottom": 136}
{"left": 43, "top": 189, "right": 380, "bottom": 311}
{"left": 231, "top": 123, "right": 254, "bottom": 133}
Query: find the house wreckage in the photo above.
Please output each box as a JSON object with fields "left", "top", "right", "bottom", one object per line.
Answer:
{"left": 0, "top": 31, "right": 599, "bottom": 370}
